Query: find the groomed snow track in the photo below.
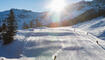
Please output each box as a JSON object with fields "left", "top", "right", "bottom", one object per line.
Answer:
{"left": 0, "top": 27, "right": 105, "bottom": 60}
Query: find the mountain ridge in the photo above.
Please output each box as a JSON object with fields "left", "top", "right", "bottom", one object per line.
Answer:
{"left": 0, "top": 0, "right": 105, "bottom": 29}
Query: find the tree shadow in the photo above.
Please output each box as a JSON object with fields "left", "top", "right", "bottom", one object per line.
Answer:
{"left": 22, "top": 46, "right": 61, "bottom": 57}
{"left": 90, "top": 21, "right": 105, "bottom": 29}
{"left": 63, "top": 46, "right": 84, "bottom": 51}
{"left": 97, "top": 31, "right": 105, "bottom": 40}
{"left": 0, "top": 40, "right": 24, "bottom": 58}
{"left": 22, "top": 39, "right": 63, "bottom": 57}
{"left": 98, "top": 44, "right": 105, "bottom": 50}
{"left": 0, "top": 39, "right": 62, "bottom": 58}
{"left": 0, "top": 31, "right": 75, "bottom": 58}
{"left": 30, "top": 32, "right": 75, "bottom": 36}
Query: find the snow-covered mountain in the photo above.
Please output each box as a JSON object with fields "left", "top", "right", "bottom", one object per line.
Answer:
{"left": 0, "top": 9, "right": 49, "bottom": 29}
{"left": 72, "top": 0, "right": 105, "bottom": 41}
{"left": 0, "top": 0, "right": 105, "bottom": 35}
{"left": 62, "top": 1, "right": 91, "bottom": 20}
{"left": 61, "top": 0, "right": 105, "bottom": 26}
{"left": 1, "top": 0, "right": 105, "bottom": 29}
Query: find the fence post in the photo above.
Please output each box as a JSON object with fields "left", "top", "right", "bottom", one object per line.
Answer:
{"left": 96, "top": 41, "right": 99, "bottom": 44}
{"left": 54, "top": 56, "right": 56, "bottom": 60}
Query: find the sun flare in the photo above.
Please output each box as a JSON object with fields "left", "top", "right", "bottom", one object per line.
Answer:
{"left": 48, "top": 0, "right": 67, "bottom": 13}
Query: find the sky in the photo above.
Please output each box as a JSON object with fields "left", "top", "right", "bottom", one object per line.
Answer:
{"left": 0, "top": 0, "right": 92, "bottom": 12}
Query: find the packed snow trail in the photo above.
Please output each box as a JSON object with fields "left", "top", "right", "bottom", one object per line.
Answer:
{"left": 0, "top": 27, "right": 105, "bottom": 60}
{"left": 21, "top": 27, "right": 105, "bottom": 60}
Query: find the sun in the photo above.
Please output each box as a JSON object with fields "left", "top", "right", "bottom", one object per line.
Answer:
{"left": 48, "top": 0, "right": 67, "bottom": 13}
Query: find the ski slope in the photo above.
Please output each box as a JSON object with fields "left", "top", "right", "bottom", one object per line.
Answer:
{"left": 73, "top": 17, "right": 105, "bottom": 40}
{"left": 0, "top": 27, "right": 105, "bottom": 60}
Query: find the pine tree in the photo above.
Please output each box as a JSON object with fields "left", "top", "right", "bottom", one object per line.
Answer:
{"left": 30, "top": 20, "right": 34, "bottom": 28}
{"left": 2, "top": 9, "right": 17, "bottom": 45}
{"left": 0, "top": 26, "right": 2, "bottom": 32}
{"left": 23, "top": 22, "right": 29, "bottom": 29}
{"left": 35, "top": 18, "right": 42, "bottom": 27}
{"left": 0, "top": 23, "right": 7, "bottom": 41}
{"left": 2, "top": 23, "right": 7, "bottom": 32}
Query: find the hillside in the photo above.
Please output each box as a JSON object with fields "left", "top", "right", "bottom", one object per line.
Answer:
{"left": 0, "top": 0, "right": 102, "bottom": 29}
{"left": 62, "top": 0, "right": 105, "bottom": 26}
{"left": 73, "top": 17, "right": 105, "bottom": 41}
{"left": 0, "top": 27, "right": 105, "bottom": 60}
{"left": 0, "top": 2, "right": 90, "bottom": 29}
{"left": 0, "top": 9, "right": 49, "bottom": 29}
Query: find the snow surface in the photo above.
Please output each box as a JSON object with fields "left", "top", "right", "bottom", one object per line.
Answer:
{"left": 73, "top": 17, "right": 105, "bottom": 40}
{"left": 0, "top": 27, "right": 105, "bottom": 60}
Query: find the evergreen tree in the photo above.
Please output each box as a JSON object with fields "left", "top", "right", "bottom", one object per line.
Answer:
{"left": 30, "top": 20, "right": 34, "bottom": 28}
{"left": 0, "top": 26, "right": 2, "bottom": 32}
{"left": 35, "top": 19, "right": 42, "bottom": 27}
{"left": 2, "top": 23, "right": 7, "bottom": 32}
{"left": 2, "top": 9, "right": 17, "bottom": 45}
{"left": 23, "top": 22, "right": 29, "bottom": 29}
{"left": 0, "top": 23, "right": 7, "bottom": 41}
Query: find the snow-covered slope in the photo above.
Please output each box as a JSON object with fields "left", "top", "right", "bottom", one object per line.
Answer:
{"left": 71, "top": 0, "right": 105, "bottom": 40}
{"left": 62, "top": 0, "right": 105, "bottom": 25}
{"left": 0, "top": 27, "right": 105, "bottom": 60}
{"left": 62, "top": 1, "right": 92, "bottom": 21}
{"left": 73, "top": 16, "right": 105, "bottom": 40}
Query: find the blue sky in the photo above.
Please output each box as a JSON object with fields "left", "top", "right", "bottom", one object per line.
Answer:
{"left": 0, "top": 0, "right": 92, "bottom": 12}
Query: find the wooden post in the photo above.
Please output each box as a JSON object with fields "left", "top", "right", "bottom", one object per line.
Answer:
{"left": 96, "top": 41, "right": 99, "bottom": 44}
{"left": 54, "top": 56, "right": 56, "bottom": 60}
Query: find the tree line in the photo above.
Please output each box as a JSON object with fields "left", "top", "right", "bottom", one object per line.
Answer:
{"left": 23, "top": 18, "right": 42, "bottom": 29}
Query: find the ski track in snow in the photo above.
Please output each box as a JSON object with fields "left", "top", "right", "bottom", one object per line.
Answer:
{"left": 0, "top": 27, "right": 105, "bottom": 60}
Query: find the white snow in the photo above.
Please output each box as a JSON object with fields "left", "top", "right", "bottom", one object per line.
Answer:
{"left": 73, "top": 16, "right": 105, "bottom": 40}
{"left": 0, "top": 27, "right": 105, "bottom": 60}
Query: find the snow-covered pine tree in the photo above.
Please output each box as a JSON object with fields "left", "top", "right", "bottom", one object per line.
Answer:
{"left": 2, "top": 9, "right": 17, "bottom": 45}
